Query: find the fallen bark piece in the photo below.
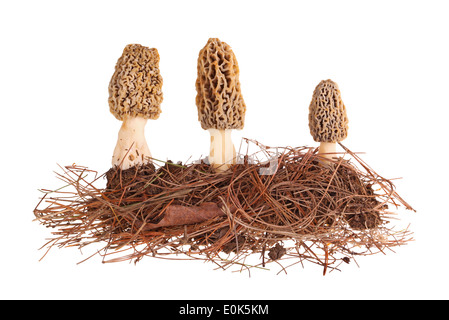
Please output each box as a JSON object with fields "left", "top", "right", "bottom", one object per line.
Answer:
{"left": 143, "top": 202, "right": 226, "bottom": 230}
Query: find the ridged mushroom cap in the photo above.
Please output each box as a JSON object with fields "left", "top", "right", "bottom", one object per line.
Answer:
{"left": 108, "top": 44, "right": 163, "bottom": 121}
{"left": 308, "top": 79, "right": 348, "bottom": 143}
{"left": 195, "top": 38, "right": 246, "bottom": 130}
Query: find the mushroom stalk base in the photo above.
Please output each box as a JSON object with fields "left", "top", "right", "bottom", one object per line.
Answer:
{"left": 318, "top": 142, "right": 337, "bottom": 162}
{"left": 208, "top": 129, "right": 236, "bottom": 172}
{"left": 112, "top": 117, "right": 151, "bottom": 170}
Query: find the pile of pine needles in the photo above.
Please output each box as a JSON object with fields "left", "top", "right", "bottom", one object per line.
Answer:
{"left": 34, "top": 139, "right": 414, "bottom": 274}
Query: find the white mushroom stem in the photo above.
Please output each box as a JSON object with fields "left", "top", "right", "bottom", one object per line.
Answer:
{"left": 318, "top": 142, "right": 337, "bottom": 161}
{"left": 208, "top": 128, "right": 236, "bottom": 172}
{"left": 112, "top": 116, "right": 151, "bottom": 170}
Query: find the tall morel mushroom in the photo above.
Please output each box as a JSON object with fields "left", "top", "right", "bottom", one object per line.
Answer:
{"left": 195, "top": 38, "right": 246, "bottom": 172}
{"left": 108, "top": 44, "right": 163, "bottom": 170}
{"left": 308, "top": 79, "right": 348, "bottom": 161}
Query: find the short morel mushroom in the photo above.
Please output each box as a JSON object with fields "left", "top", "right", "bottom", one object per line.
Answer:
{"left": 195, "top": 38, "right": 246, "bottom": 172}
{"left": 108, "top": 44, "right": 163, "bottom": 169}
{"left": 308, "top": 79, "right": 348, "bottom": 161}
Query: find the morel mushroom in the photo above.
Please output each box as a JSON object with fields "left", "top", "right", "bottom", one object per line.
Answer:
{"left": 108, "top": 44, "right": 163, "bottom": 169}
{"left": 308, "top": 79, "right": 348, "bottom": 161}
{"left": 195, "top": 38, "right": 246, "bottom": 172}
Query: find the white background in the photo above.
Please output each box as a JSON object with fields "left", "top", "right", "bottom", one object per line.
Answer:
{"left": 1, "top": 0, "right": 448, "bottom": 300}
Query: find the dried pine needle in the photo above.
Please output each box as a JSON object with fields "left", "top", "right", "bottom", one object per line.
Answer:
{"left": 34, "top": 139, "right": 414, "bottom": 274}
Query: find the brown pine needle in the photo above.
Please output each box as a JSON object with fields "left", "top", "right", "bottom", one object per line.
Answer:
{"left": 34, "top": 139, "right": 415, "bottom": 274}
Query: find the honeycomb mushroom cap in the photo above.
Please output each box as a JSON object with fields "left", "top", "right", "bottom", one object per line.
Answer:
{"left": 108, "top": 44, "right": 163, "bottom": 121}
{"left": 308, "top": 79, "right": 348, "bottom": 143}
{"left": 195, "top": 38, "right": 246, "bottom": 130}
